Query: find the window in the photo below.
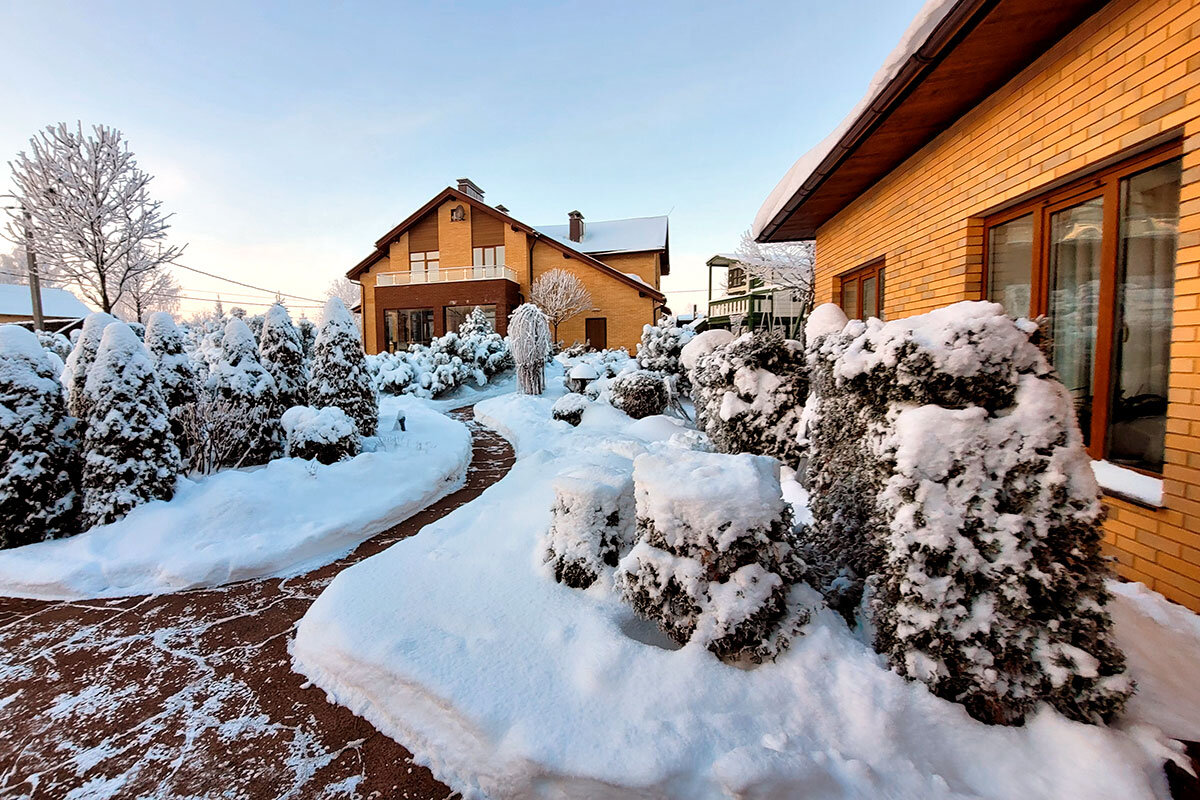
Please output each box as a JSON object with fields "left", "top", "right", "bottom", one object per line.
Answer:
{"left": 383, "top": 308, "right": 435, "bottom": 351}
{"left": 838, "top": 260, "right": 884, "bottom": 321}
{"left": 727, "top": 266, "right": 747, "bottom": 291}
{"left": 472, "top": 246, "right": 505, "bottom": 267}
{"left": 445, "top": 304, "right": 496, "bottom": 334}
{"left": 410, "top": 250, "right": 439, "bottom": 280}
{"left": 983, "top": 145, "right": 1182, "bottom": 472}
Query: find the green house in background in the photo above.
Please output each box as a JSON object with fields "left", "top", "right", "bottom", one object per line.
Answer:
{"left": 705, "top": 253, "right": 805, "bottom": 337}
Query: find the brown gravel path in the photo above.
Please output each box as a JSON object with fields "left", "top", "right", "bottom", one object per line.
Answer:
{"left": 0, "top": 407, "right": 511, "bottom": 800}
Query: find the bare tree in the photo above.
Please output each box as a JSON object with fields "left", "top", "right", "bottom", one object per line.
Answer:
{"left": 0, "top": 244, "right": 28, "bottom": 285}
{"left": 174, "top": 395, "right": 266, "bottom": 475}
{"left": 530, "top": 268, "right": 592, "bottom": 344}
{"left": 116, "top": 262, "right": 181, "bottom": 323}
{"left": 734, "top": 230, "right": 815, "bottom": 340}
{"left": 5, "top": 123, "right": 184, "bottom": 314}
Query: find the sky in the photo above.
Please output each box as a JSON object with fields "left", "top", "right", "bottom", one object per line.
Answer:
{"left": 0, "top": 0, "right": 927, "bottom": 320}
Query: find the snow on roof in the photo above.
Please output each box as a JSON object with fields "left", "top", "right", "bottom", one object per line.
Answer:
{"left": 752, "top": 0, "right": 960, "bottom": 239}
{"left": 0, "top": 284, "right": 91, "bottom": 318}
{"left": 534, "top": 215, "right": 668, "bottom": 255}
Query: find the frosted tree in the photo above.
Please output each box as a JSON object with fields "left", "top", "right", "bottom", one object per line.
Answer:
{"left": 259, "top": 303, "right": 308, "bottom": 410}
{"left": 115, "top": 262, "right": 181, "bottom": 323}
{"left": 298, "top": 317, "right": 317, "bottom": 360}
{"left": 734, "top": 230, "right": 815, "bottom": 340}
{"left": 0, "top": 325, "right": 79, "bottom": 547}
{"left": 530, "top": 268, "right": 592, "bottom": 344}
{"left": 144, "top": 312, "right": 198, "bottom": 410}
{"left": 80, "top": 323, "right": 179, "bottom": 527}
{"left": 309, "top": 297, "right": 377, "bottom": 437}
{"left": 5, "top": 123, "right": 184, "bottom": 314}
{"left": 208, "top": 317, "right": 282, "bottom": 466}
{"left": 62, "top": 311, "right": 117, "bottom": 421}
{"left": 508, "top": 303, "right": 551, "bottom": 395}
{"left": 459, "top": 306, "right": 493, "bottom": 336}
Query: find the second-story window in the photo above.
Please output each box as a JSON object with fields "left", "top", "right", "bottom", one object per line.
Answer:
{"left": 410, "top": 250, "right": 439, "bottom": 279}
{"left": 473, "top": 245, "right": 505, "bottom": 267}
{"left": 727, "top": 266, "right": 746, "bottom": 291}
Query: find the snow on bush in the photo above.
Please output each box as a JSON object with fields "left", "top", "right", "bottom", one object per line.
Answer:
{"left": 617, "top": 450, "right": 808, "bottom": 664}
{"left": 609, "top": 369, "right": 668, "bottom": 420}
{"left": 802, "top": 300, "right": 1131, "bottom": 725}
{"left": 62, "top": 311, "right": 117, "bottom": 421}
{"left": 259, "top": 303, "right": 309, "bottom": 410}
{"left": 541, "top": 465, "right": 635, "bottom": 589}
{"left": 365, "top": 327, "right": 510, "bottom": 399}
{"left": 80, "top": 323, "right": 180, "bottom": 528}
{"left": 688, "top": 330, "right": 808, "bottom": 467}
{"left": 551, "top": 392, "right": 590, "bottom": 426}
{"left": 0, "top": 326, "right": 79, "bottom": 547}
{"left": 144, "top": 312, "right": 198, "bottom": 410}
{"left": 457, "top": 305, "right": 493, "bottom": 337}
{"left": 637, "top": 316, "right": 696, "bottom": 392}
{"left": 309, "top": 298, "right": 377, "bottom": 437}
{"left": 206, "top": 317, "right": 282, "bottom": 466}
{"left": 37, "top": 329, "right": 72, "bottom": 364}
{"left": 679, "top": 328, "right": 734, "bottom": 373}
{"left": 509, "top": 303, "right": 551, "bottom": 395}
{"left": 281, "top": 405, "right": 361, "bottom": 465}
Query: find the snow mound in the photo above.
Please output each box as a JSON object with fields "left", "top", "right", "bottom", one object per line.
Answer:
{"left": 679, "top": 328, "right": 734, "bottom": 372}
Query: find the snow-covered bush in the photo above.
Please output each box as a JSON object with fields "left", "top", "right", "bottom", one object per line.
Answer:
{"left": 365, "top": 327, "right": 510, "bottom": 399}
{"left": 80, "top": 323, "right": 179, "bottom": 528}
{"left": 259, "top": 303, "right": 309, "bottom": 410}
{"left": 801, "top": 301, "right": 1131, "bottom": 725}
{"left": 207, "top": 317, "right": 282, "bottom": 466}
{"left": 144, "top": 312, "right": 198, "bottom": 410}
{"left": 617, "top": 450, "right": 806, "bottom": 664}
{"left": 37, "top": 329, "right": 72, "bottom": 363}
{"left": 542, "top": 465, "right": 635, "bottom": 589}
{"left": 281, "top": 405, "right": 361, "bottom": 465}
{"left": 609, "top": 369, "right": 668, "bottom": 420}
{"left": 509, "top": 303, "right": 551, "bottom": 395}
{"left": 687, "top": 330, "right": 807, "bottom": 468}
{"left": 309, "top": 298, "right": 377, "bottom": 437}
{"left": 0, "top": 326, "right": 79, "bottom": 547}
{"left": 62, "top": 311, "right": 117, "bottom": 421}
{"left": 637, "top": 316, "right": 695, "bottom": 392}
{"left": 678, "top": 329, "right": 734, "bottom": 374}
{"left": 457, "top": 305, "right": 493, "bottom": 337}
{"left": 298, "top": 317, "right": 317, "bottom": 359}
{"left": 552, "top": 392, "right": 590, "bottom": 426}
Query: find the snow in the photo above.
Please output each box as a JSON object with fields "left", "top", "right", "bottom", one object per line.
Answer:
{"left": 806, "top": 302, "right": 850, "bottom": 340}
{"left": 678, "top": 328, "right": 734, "bottom": 372}
{"left": 293, "top": 378, "right": 1191, "bottom": 800}
{"left": 534, "top": 215, "right": 668, "bottom": 255}
{"left": 0, "top": 284, "right": 91, "bottom": 318}
{"left": 752, "top": 0, "right": 960, "bottom": 238}
{"left": 0, "top": 398, "right": 471, "bottom": 600}
{"left": 1092, "top": 460, "right": 1164, "bottom": 507}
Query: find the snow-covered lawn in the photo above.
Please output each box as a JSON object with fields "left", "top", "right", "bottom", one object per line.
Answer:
{"left": 293, "top": 380, "right": 1197, "bottom": 799}
{"left": 0, "top": 397, "right": 471, "bottom": 600}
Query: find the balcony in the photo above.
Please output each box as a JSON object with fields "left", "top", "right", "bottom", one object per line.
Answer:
{"left": 376, "top": 265, "right": 518, "bottom": 287}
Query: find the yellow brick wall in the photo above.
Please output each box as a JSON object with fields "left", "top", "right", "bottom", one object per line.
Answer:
{"left": 595, "top": 251, "right": 661, "bottom": 288}
{"left": 811, "top": 0, "right": 1200, "bottom": 609}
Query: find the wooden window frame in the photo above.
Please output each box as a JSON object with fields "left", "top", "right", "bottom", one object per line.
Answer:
{"left": 837, "top": 258, "right": 885, "bottom": 320}
{"left": 980, "top": 141, "right": 1182, "bottom": 470}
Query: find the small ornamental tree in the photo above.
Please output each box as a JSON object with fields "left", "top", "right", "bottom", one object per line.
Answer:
{"left": 609, "top": 370, "right": 668, "bottom": 419}
{"left": 298, "top": 318, "right": 317, "bottom": 360}
{"left": 530, "top": 268, "right": 591, "bottom": 344}
{"left": 208, "top": 317, "right": 283, "bottom": 466}
{"left": 80, "top": 323, "right": 180, "bottom": 528}
{"left": 309, "top": 297, "right": 377, "bottom": 437}
{"left": 62, "top": 311, "right": 117, "bottom": 421}
{"left": 508, "top": 303, "right": 551, "bottom": 395}
{"left": 144, "top": 312, "right": 198, "bottom": 409}
{"left": 259, "top": 303, "right": 309, "bottom": 410}
{"left": 636, "top": 317, "right": 695, "bottom": 392}
{"left": 0, "top": 326, "right": 79, "bottom": 547}
{"left": 458, "top": 306, "right": 493, "bottom": 336}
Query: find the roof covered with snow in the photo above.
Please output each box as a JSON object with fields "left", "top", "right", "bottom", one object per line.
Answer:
{"left": 0, "top": 284, "right": 91, "bottom": 318}
{"left": 535, "top": 216, "right": 668, "bottom": 255}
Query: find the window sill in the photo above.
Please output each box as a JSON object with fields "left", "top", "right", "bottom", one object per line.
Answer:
{"left": 1092, "top": 460, "right": 1164, "bottom": 510}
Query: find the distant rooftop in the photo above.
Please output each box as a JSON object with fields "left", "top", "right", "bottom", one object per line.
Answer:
{"left": 0, "top": 284, "right": 91, "bottom": 318}
{"left": 534, "top": 215, "right": 668, "bottom": 255}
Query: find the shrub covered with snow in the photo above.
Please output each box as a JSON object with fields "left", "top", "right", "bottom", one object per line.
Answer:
{"left": 688, "top": 330, "right": 807, "bottom": 467}
{"left": 259, "top": 303, "right": 309, "bottom": 410}
{"left": 551, "top": 392, "right": 590, "bottom": 426}
{"left": 541, "top": 465, "right": 635, "bottom": 589}
{"left": 457, "top": 305, "right": 493, "bottom": 337}
{"left": 309, "top": 298, "right": 377, "bottom": 437}
{"left": 37, "top": 329, "right": 72, "bottom": 363}
{"left": 62, "top": 312, "right": 117, "bottom": 422}
{"left": 144, "top": 312, "right": 198, "bottom": 410}
{"left": 281, "top": 405, "right": 361, "bottom": 465}
{"left": 509, "top": 303, "right": 551, "bottom": 395}
{"left": 608, "top": 369, "right": 668, "bottom": 420}
{"left": 802, "top": 301, "right": 1130, "bottom": 725}
{"left": 365, "top": 328, "right": 510, "bottom": 399}
{"left": 0, "top": 326, "right": 79, "bottom": 547}
{"left": 617, "top": 450, "right": 806, "bottom": 663}
{"left": 207, "top": 317, "right": 283, "bottom": 466}
{"left": 80, "top": 323, "right": 180, "bottom": 528}
{"left": 679, "top": 328, "right": 734, "bottom": 374}
{"left": 637, "top": 316, "right": 696, "bottom": 391}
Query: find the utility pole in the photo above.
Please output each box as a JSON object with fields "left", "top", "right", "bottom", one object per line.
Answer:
{"left": 22, "top": 210, "right": 44, "bottom": 331}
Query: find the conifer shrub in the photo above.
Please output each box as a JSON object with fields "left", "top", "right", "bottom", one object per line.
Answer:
{"left": 144, "top": 312, "right": 198, "bottom": 410}
{"left": 281, "top": 405, "right": 361, "bottom": 464}
{"left": 309, "top": 298, "right": 377, "bottom": 437}
{"left": 37, "top": 329, "right": 72, "bottom": 363}
{"left": 542, "top": 465, "right": 635, "bottom": 589}
{"left": 259, "top": 303, "right": 309, "bottom": 410}
{"left": 636, "top": 317, "right": 695, "bottom": 393}
{"left": 208, "top": 317, "right": 282, "bottom": 466}
{"left": 62, "top": 312, "right": 117, "bottom": 421}
{"left": 551, "top": 392, "right": 590, "bottom": 426}
{"left": 609, "top": 370, "right": 668, "bottom": 419}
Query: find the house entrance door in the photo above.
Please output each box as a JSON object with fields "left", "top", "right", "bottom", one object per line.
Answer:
{"left": 585, "top": 317, "right": 607, "bottom": 350}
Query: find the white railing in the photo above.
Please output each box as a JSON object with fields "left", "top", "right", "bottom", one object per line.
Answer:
{"left": 376, "top": 265, "right": 518, "bottom": 287}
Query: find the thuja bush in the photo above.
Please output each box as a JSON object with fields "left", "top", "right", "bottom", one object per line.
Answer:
{"left": 609, "top": 369, "right": 667, "bottom": 419}
{"left": 636, "top": 316, "right": 695, "bottom": 393}
{"left": 541, "top": 465, "right": 635, "bottom": 589}
{"left": 551, "top": 392, "right": 590, "bottom": 426}
{"left": 281, "top": 406, "right": 361, "bottom": 464}
{"left": 801, "top": 301, "right": 1131, "bottom": 725}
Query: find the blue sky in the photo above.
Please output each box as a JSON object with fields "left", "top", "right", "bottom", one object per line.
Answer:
{"left": 0, "top": 0, "right": 925, "bottom": 318}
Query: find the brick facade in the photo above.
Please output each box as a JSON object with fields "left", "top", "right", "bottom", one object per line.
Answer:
{"left": 811, "top": 0, "right": 1200, "bottom": 608}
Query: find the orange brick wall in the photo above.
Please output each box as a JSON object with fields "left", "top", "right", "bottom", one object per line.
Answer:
{"left": 812, "top": 0, "right": 1200, "bottom": 608}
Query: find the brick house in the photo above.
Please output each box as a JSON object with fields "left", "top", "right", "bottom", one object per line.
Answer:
{"left": 755, "top": 0, "right": 1200, "bottom": 609}
{"left": 348, "top": 179, "right": 668, "bottom": 353}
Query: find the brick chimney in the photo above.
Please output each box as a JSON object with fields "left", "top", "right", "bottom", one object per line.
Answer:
{"left": 568, "top": 210, "right": 585, "bottom": 242}
{"left": 456, "top": 178, "right": 485, "bottom": 201}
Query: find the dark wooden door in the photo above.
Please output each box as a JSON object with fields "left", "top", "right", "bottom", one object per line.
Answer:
{"left": 585, "top": 317, "right": 607, "bottom": 350}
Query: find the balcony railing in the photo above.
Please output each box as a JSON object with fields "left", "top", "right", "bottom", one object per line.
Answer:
{"left": 376, "top": 265, "right": 518, "bottom": 287}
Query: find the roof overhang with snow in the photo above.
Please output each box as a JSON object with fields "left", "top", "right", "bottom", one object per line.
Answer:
{"left": 0, "top": 284, "right": 91, "bottom": 318}
{"left": 754, "top": 0, "right": 1108, "bottom": 243}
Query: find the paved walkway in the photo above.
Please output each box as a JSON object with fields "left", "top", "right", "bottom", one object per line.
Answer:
{"left": 0, "top": 408, "right": 511, "bottom": 800}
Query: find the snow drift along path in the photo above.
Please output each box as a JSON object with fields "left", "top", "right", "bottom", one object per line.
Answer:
{"left": 293, "top": 385, "right": 1193, "bottom": 800}
{"left": 0, "top": 397, "right": 471, "bottom": 600}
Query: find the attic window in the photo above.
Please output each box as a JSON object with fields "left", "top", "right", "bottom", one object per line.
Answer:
{"left": 450, "top": 205, "right": 466, "bottom": 222}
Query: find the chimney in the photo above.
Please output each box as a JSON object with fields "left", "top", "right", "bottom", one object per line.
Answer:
{"left": 456, "top": 178, "right": 485, "bottom": 201}
{"left": 495, "top": 204, "right": 509, "bottom": 214}
{"left": 568, "top": 210, "right": 585, "bottom": 243}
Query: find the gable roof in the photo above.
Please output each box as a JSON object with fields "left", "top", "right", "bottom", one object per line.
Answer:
{"left": 534, "top": 215, "right": 668, "bottom": 255}
{"left": 0, "top": 284, "right": 91, "bottom": 318}
{"left": 754, "top": 0, "right": 1105, "bottom": 242}
{"left": 348, "top": 187, "right": 665, "bottom": 301}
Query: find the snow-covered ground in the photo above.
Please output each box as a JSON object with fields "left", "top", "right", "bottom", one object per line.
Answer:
{"left": 0, "top": 397, "right": 471, "bottom": 600}
{"left": 293, "top": 377, "right": 1195, "bottom": 800}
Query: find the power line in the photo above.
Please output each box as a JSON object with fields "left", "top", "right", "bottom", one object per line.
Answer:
{"left": 0, "top": 269, "right": 325, "bottom": 309}
{"left": 166, "top": 259, "right": 325, "bottom": 304}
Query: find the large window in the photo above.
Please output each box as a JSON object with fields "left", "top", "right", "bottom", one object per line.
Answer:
{"left": 984, "top": 145, "right": 1181, "bottom": 473}
{"left": 384, "top": 308, "right": 435, "bottom": 351}
{"left": 838, "top": 259, "right": 885, "bottom": 321}
{"left": 472, "top": 245, "right": 505, "bottom": 267}
{"left": 410, "top": 250, "right": 439, "bottom": 281}
{"left": 445, "top": 304, "right": 496, "bottom": 334}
